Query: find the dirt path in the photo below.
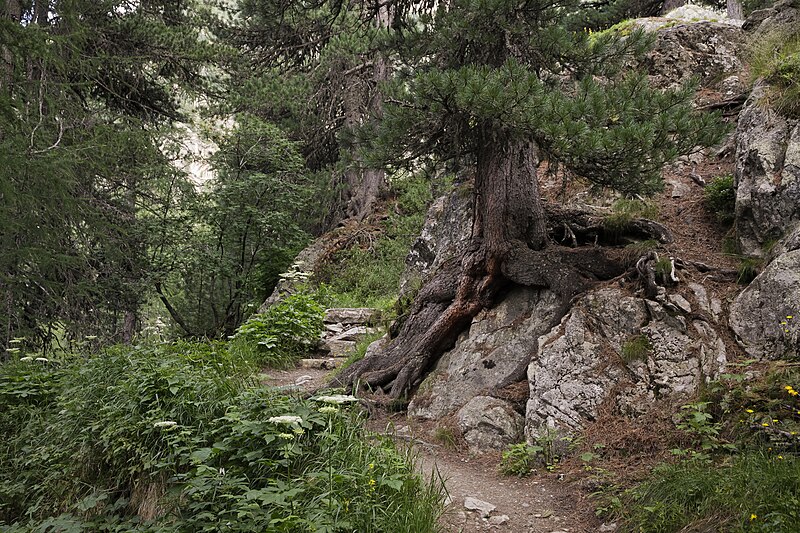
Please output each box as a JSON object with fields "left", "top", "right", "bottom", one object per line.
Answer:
{"left": 367, "top": 415, "right": 602, "bottom": 533}
{"left": 263, "top": 367, "right": 604, "bottom": 533}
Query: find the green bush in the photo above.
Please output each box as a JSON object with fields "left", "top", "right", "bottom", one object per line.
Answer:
{"left": 704, "top": 174, "right": 736, "bottom": 225}
{"left": 0, "top": 344, "right": 445, "bottom": 531}
{"left": 230, "top": 288, "right": 325, "bottom": 368}
{"left": 500, "top": 443, "right": 543, "bottom": 477}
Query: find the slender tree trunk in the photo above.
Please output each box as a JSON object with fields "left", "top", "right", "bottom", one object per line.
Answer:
{"left": 1, "top": 0, "right": 22, "bottom": 93}
{"left": 727, "top": 0, "right": 744, "bottom": 19}
{"left": 332, "top": 4, "right": 391, "bottom": 225}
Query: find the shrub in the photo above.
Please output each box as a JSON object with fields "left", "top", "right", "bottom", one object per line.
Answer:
{"left": 0, "top": 344, "right": 445, "bottom": 531}
{"left": 230, "top": 287, "right": 325, "bottom": 368}
{"left": 500, "top": 443, "right": 543, "bottom": 477}
{"left": 704, "top": 174, "right": 736, "bottom": 225}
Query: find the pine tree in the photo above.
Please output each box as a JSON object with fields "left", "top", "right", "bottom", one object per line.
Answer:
{"left": 0, "top": 0, "right": 211, "bottom": 352}
{"left": 335, "top": 0, "right": 727, "bottom": 397}
{"left": 218, "top": 0, "right": 391, "bottom": 227}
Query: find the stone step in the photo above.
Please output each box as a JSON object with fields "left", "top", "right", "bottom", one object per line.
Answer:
{"left": 323, "top": 308, "right": 380, "bottom": 325}
{"left": 299, "top": 357, "right": 347, "bottom": 370}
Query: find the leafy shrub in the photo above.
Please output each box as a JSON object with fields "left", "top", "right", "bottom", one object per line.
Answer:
{"left": 500, "top": 443, "right": 543, "bottom": 476}
{"left": 704, "top": 174, "right": 736, "bottom": 225}
{"left": 230, "top": 288, "right": 325, "bottom": 368}
{"left": 0, "top": 344, "right": 445, "bottom": 531}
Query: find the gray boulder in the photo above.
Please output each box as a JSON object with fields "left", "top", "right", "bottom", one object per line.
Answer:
{"left": 734, "top": 84, "right": 800, "bottom": 256}
{"left": 644, "top": 21, "right": 745, "bottom": 99}
{"left": 408, "top": 287, "right": 560, "bottom": 419}
{"left": 526, "top": 288, "right": 727, "bottom": 439}
{"left": 399, "top": 188, "right": 473, "bottom": 296}
{"left": 457, "top": 396, "right": 525, "bottom": 452}
{"left": 730, "top": 225, "right": 800, "bottom": 359}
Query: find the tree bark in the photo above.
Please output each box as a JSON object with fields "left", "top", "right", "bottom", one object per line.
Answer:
{"left": 727, "top": 0, "right": 744, "bottom": 19}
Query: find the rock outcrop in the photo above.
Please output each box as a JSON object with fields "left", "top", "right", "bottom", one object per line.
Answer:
{"left": 526, "top": 288, "right": 727, "bottom": 439}
{"left": 644, "top": 21, "right": 745, "bottom": 101}
{"left": 730, "top": 225, "right": 800, "bottom": 359}
{"left": 400, "top": 187, "right": 473, "bottom": 296}
{"left": 408, "top": 287, "right": 560, "bottom": 420}
{"left": 734, "top": 84, "right": 800, "bottom": 256}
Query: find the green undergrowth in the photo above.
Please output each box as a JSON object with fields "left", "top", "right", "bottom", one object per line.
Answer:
{"left": 331, "top": 329, "right": 387, "bottom": 378}
{"left": 319, "top": 174, "right": 438, "bottom": 311}
{"left": 618, "top": 452, "right": 800, "bottom": 532}
{"left": 748, "top": 26, "right": 800, "bottom": 118}
{"left": 602, "top": 198, "right": 659, "bottom": 242}
{"left": 704, "top": 174, "right": 736, "bottom": 225}
{"left": 613, "top": 361, "right": 800, "bottom": 532}
{"left": 0, "top": 344, "right": 445, "bottom": 532}
{"left": 229, "top": 287, "right": 325, "bottom": 368}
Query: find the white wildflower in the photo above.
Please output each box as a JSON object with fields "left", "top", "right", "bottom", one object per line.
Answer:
{"left": 34, "top": 357, "right": 49, "bottom": 362}
{"left": 153, "top": 421, "right": 178, "bottom": 428}
{"left": 318, "top": 405, "right": 339, "bottom": 414}
{"left": 5, "top": 348, "right": 20, "bottom": 354}
{"left": 19, "top": 356, "right": 33, "bottom": 362}
{"left": 314, "top": 394, "right": 358, "bottom": 404}
{"left": 268, "top": 415, "right": 303, "bottom": 425}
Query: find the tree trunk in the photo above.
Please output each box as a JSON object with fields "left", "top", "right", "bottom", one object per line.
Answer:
{"left": 727, "top": 0, "right": 744, "bottom": 19}
{"left": 1, "top": 0, "right": 22, "bottom": 93}
{"left": 334, "top": 137, "right": 548, "bottom": 398}
{"left": 330, "top": 5, "right": 391, "bottom": 226}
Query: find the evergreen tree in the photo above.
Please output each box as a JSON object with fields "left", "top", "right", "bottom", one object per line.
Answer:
{"left": 0, "top": 0, "right": 210, "bottom": 353}
{"left": 336, "top": 0, "right": 727, "bottom": 397}
{"left": 218, "top": 0, "right": 391, "bottom": 228}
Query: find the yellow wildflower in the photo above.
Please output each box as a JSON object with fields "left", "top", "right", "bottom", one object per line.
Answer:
{"left": 746, "top": 409, "right": 754, "bottom": 413}
{"left": 750, "top": 513, "right": 757, "bottom": 521}
{"left": 762, "top": 422, "right": 770, "bottom": 427}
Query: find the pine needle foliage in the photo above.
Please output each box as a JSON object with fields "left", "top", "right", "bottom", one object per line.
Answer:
{"left": 367, "top": 0, "right": 727, "bottom": 195}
